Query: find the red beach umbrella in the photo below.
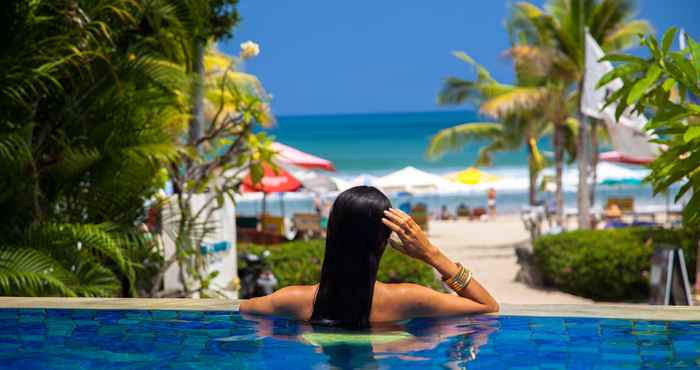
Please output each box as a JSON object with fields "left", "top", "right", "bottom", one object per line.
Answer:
{"left": 241, "top": 163, "right": 302, "bottom": 193}
{"left": 271, "top": 142, "right": 335, "bottom": 172}
{"left": 241, "top": 164, "right": 302, "bottom": 226}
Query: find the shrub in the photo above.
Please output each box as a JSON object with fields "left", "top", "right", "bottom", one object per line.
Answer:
{"left": 238, "top": 240, "right": 444, "bottom": 291}
{"left": 534, "top": 228, "right": 698, "bottom": 301}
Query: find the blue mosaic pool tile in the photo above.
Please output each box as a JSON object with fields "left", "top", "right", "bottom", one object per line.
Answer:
{"left": 19, "top": 308, "right": 45, "bottom": 316}
{"left": 97, "top": 324, "right": 124, "bottom": 336}
{"left": 18, "top": 314, "right": 45, "bottom": 323}
{"left": 47, "top": 327, "right": 74, "bottom": 336}
{"left": 0, "top": 342, "right": 20, "bottom": 352}
{"left": 45, "top": 309, "right": 74, "bottom": 319}
{"left": 117, "top": 318, "right": 141, "bottom": 325}
{"left": 18, "top": 323, "right": 46, "bottom": 335}
{"left": 70, "top": 309, "right": 96, "bottom": 319}
{"left": 5, "top": 309, "right": 700, "bottom": 369}
{"left": 539, "top": 362, "right": 567, "bottom": 370}
{"left": 95, "top": 310, "right": 126, "bottom": 320}
{"left": 204, "top": 320, "right": 232, "bottom": 329}
{"left": 178, "top": 311, "right": 205, "bottom": 320}
{"left": 602, "top": 351, "right": 642, "bottom": 363}
{"left": 73, "top": 326, "right": 99, "bottom": 336}
{"left": 124, "top": 310, "right": 152, "bottom": 320}
{"left": 151, "top": 310, "right": 178, "bottom": 320}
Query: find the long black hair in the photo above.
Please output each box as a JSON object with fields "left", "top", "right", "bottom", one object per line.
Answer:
{"left": 310, "top": 186, "right": 392, "bottom": 328}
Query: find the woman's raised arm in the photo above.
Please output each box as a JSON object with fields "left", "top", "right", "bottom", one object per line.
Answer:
{"left": 381, "top": 208, "right": 499, "bottom": 316}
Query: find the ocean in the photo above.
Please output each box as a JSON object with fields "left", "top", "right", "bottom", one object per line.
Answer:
{"left": 236, "top": 110, "right": 681, "bottom": 217}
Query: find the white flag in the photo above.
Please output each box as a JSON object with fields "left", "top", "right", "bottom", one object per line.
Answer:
{"left": 582, "top": 31, "right": 660, "bottom": 160}
{"left": 581, "top": 32, "right": 623, "bottom": 119}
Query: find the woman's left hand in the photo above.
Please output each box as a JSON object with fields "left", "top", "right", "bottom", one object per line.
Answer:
{"left": 381, "top": 208, "right": 439, "bottom": 263}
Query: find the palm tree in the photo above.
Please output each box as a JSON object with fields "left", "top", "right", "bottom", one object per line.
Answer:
{"left": 507, "top": 0, "right": 652, "bottom": 227}
{"left": 427, "top": 53, "right": 553, "bottom": 206}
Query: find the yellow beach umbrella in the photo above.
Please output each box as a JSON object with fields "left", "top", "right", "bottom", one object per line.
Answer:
{"left": 446, "top": 167, "right": 499, "bottom": 185}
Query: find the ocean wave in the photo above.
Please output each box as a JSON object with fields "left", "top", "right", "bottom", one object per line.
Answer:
{"left": 330, "top": 163, "right": 651, "bottom": 194}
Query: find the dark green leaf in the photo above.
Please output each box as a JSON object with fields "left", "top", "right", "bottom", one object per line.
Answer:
{"left": 661, "top": 27, "right": 678, "bottom": 55}
{"left": 627, "top": 65, "right": 662, "bottom": 105}
{"left": 688, "top": 36, "right": 700, "bottom": 72}
{"left": 684, "top": 126, "right": 700, "bottom": 143}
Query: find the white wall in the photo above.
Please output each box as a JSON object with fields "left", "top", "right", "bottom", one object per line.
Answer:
{"left": 161, "top": 194, "right": 238, "bottom": 298}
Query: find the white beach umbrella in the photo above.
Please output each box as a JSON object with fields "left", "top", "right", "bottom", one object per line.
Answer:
{"left": 375, "top": 166, "right": 453, "bottom": 194}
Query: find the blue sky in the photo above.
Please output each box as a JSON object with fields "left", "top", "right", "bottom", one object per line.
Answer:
{"left": 221, "top": 1, "right": 700, "bottom": 116}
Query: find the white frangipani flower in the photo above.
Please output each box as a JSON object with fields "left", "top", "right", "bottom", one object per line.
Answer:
{"left": 240, "top": 41, "right": 260, "bottom": 59}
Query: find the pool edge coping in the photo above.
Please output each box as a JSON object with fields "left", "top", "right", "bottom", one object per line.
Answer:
{"left": 2, "top": 298, "right": 700, "bottom": 321}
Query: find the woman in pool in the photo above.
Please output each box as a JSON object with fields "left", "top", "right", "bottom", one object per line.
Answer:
{"left": 240, "top": 186, "right": 498, "bottom": 327}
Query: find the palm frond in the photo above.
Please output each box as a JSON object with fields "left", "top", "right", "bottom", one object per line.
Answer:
{"left": 476, "top": 139, "right": 509, "bottom": 166}
{"left": 528, "top": 137, "right": 546, "bottom": 174}
{"left": 426, "top": 123, "right": 503, "bottom": 159}
{"left": 603, "top": 20, "right": 653, "bottom": 52}
{"left": 562, "top": 116, "right": 579, "bottom": 162}
{"left": 27, "top": 223, "right": 135, "bottom": 292}
{"left": 70, "top": 261, "right": 121, "bottom": 297}
{"left": 0, "top": 246, "right": 76, "bottom": 297}
{"left": 480, "top": 87, "right": 549, "bottom": 118}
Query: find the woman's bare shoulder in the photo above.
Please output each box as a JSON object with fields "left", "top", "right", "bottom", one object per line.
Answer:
{"left": 275, "top": 284, "right": 317, "bottom": 303}
{"left": 239, "top": 284, "right": 317, "bottom": 320}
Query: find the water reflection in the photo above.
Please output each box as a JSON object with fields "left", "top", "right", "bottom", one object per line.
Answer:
{"left": 242, "top": 313, "right": 499, "bottom": 369}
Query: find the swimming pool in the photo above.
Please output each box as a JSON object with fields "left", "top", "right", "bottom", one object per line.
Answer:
{"left": 1, "top": 304, "right": 700, "bottom": 369}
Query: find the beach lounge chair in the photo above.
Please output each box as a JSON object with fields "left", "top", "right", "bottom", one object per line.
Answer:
{"left": 606, "top": 197, "right": 657, "bottom": 223}
{"left": 236, "top": 216, "right": 259, "bottom": 242}
{"left": 456, "top": 204, "right": 471, "bottom": 220}
{"left": 410, "top": 203, "right": 429, "bottom": 231}
{"left": 606, "top": 197, "right": 635, "bottom": 214}
{"left": 292, "top": 213, "right": 322, "bottom": 240}
{"left": 471, "top": 207, "right": 486, "bottom": 219}
{"left": 260, "top": 215, "right": 296, "bottom": 240}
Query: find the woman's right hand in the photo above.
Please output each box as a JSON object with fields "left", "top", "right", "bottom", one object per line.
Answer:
{"left": 381, "top": 208, "right": 440, "bottom": 263}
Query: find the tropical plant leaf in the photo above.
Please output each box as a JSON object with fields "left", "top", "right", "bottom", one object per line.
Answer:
{"left": 0, "top": 246, "right": 76, "bottom": 297}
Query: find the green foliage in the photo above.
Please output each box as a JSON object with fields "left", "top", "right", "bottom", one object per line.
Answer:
{"left": 534, "top": 227, "right": 699, "bottom": 301}
{"left": 602, "top": 29, "right": 700, "bottom": 226}
{"left": 0, "top": 0, "right": 257, "bottom": 297}
{"left": 238, "top": 240, "right": 445, "bottom": 292}
{"left": 502, "top": 0, "right": 652, "bottom": 214}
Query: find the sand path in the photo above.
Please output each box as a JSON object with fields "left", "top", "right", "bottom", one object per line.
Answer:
{"left": 428, "top": 216, "right": 591, "bottom": 305}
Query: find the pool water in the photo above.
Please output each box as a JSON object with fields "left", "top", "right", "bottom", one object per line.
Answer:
{"left": 1, "top": 308, "right": 700, "bottom": 369}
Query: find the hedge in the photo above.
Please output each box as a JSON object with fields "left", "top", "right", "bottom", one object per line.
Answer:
{"left": 239, "top": 240, "right": 444, "bottom": 291}
{"left": 534, "top": 227, "right": 699, "bottom": 301}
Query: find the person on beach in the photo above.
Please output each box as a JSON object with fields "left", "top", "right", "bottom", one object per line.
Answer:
{"left": 319, "top": 198, "right": 331, "bottom": 237}
{"left": 487, "top": 188, "right": 496, "bottom": 218}
{"left": 241, "top": 186, "right": 499, "bottom": 328}
{"left": 439, "top": 205, "right": 453, "bottom": 220}
{"left": 313, "top": 195, "right": 322, "bottom": 215}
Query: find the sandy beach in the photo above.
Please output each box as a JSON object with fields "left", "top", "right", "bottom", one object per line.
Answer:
{"left": 428, "top": 215, "right": 591, "bottom": 305}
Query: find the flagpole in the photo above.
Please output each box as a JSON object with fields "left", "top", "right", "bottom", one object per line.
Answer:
{"left": 577, "top": 92, "right": 592, "bottom": 230}
{"left": 577, "top": 28, "right": 592, "bottom": 230}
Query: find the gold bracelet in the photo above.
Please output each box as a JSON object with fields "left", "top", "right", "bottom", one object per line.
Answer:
{"left": 442, "top": 263, "right": 472, "bottom": 292}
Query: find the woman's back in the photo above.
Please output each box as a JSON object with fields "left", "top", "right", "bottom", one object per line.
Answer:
{"left": 254, "top": 282, "right": 435, "bottom": 323}
{"left": 240, "top": 187, "right": 498, "bottom": 325}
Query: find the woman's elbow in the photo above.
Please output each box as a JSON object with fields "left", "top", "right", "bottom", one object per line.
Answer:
{"left": 485, "top": 302, "right": 499, "bottom": 314}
